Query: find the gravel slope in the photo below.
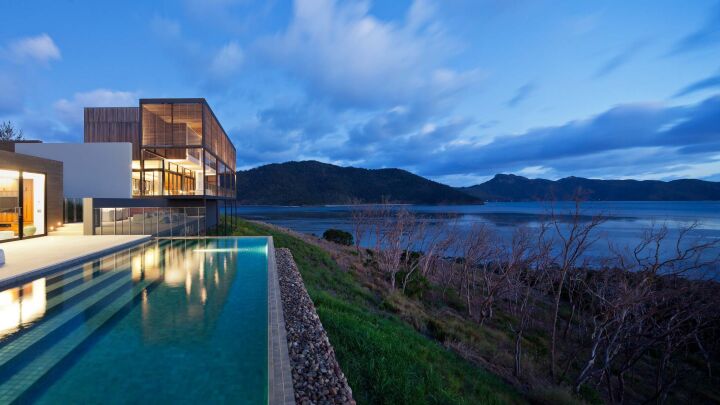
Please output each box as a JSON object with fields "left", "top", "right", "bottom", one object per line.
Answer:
{"left": 276, "top": 248, "right": 355, "bottom": 405}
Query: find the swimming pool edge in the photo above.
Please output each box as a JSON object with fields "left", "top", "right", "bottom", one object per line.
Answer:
{"left": 267, "top": 236, "right": 296, "bottom": 405}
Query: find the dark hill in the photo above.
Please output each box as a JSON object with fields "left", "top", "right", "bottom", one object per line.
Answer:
{"left": 235, "top": 160, "right": 483, "bottom": 205}
{"left": 460, "top": 174, "right": 720, "bottom": 201}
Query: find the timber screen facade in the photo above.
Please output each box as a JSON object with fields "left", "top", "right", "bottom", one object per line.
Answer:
{"left": 86, "top": 99, "right": 236, "bottom": 199}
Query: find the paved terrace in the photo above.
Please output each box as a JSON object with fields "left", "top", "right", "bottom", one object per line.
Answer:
{"left": 0, "top": 226, "right": 149, "bottom": 288}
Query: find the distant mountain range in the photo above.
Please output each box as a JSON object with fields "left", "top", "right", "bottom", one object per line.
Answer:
{"left": 235, "top": 161, "right": 720, "bottom": 205}
{"left": 460, "top": 174, "right": 720, "bottom": 201}
{"left": 235, "top": 161, "right": 482, "bottom": 205}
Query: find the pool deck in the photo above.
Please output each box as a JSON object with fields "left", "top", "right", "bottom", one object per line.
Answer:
{"left": 0, "top": 232, "right": 151, "bottom": 289}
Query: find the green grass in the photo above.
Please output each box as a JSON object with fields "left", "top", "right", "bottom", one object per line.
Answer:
{"left": 230, "top": 219, "right": 524, "bottom": 405}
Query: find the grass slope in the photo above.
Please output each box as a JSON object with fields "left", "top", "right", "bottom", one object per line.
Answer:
{"left": 230, "top": 220, "right": 523, "bottom": 405}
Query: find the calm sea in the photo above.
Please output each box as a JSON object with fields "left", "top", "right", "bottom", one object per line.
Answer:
{"left": 227, "top": 201, "right": 720, "bottom": 261}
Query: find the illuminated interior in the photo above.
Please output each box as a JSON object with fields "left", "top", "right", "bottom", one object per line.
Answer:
{"left": 0, "top": 169, "right": 46, "bottom": 240}
{"left": 133, "top": 100, "right": 236, "bottom": 198}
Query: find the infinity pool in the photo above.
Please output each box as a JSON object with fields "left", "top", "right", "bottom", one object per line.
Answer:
{"left": 0, "top": 237, "right": 268, "bottom": 403}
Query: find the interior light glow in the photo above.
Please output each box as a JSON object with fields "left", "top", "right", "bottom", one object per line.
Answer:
{"left": 0, "top": 279, "right": 46, "bottom": 338}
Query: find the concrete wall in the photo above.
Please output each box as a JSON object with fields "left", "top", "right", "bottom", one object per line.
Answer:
{"left": 16, "top": 143, "right": 132, "bottom": 199}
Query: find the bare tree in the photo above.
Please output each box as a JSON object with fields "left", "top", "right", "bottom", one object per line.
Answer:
{"left": 548, "top": 200, "right": 607, "bottom": 379}
{"left": 400, "top": 218, "right": 454, "bottom": 293}
{"left": 571, "top": 223, "right": 720, "bottom": 402}
{"left": 0, "top": 121, "right": 24, "bottom": 141}
{"left": 453, "top": 223, "right": 493, "bottom": 317}
{"left": 376, "top": 208, "right": 418, "bottom": 289}
{"left": 507, "top": 222, "right": 552, "bottom": 377}
{"left": 418, "top": 220, "right": 455, "bottom": 279}
{"left": 476, "top": 227, "right": 532, "bottom": 325}
{"left": 350, "top": 201, "right": 370, "bottom": 252}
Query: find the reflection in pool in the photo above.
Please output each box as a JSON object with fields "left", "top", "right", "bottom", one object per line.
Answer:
{"left": 0, "top": 279, "right": 47, "bottom": 338}
{"left": 0, "top": 237, "right": 268, "bottom": 403}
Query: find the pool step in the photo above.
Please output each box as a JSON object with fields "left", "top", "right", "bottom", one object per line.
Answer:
{"left": 42, "top": 268, "right": 129, "bottom": 315}
{"left": 0, "top": 279, "right": 154, "bottom": 403}
{"left": 0, "top": 273, "right": 135, "bottom": 373}
{"left": 44, "top": 262, "right": 125, "bottom": 296}
{"left": 43, "top": 252, "right": 132, "bottom": 294}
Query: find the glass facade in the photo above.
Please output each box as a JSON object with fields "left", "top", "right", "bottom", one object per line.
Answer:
{"left": 135, "top": 100, "right": 236, "bottom": 198}
{"left": 93, "top": 207, "right": 206, "bottom": 237}
{"left": 63, "top": 198, "right": 83, "bottom": 223}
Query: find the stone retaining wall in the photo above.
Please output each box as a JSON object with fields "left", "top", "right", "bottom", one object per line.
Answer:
{"left": 275, "top": 248, "right": 355, "bottom": 405}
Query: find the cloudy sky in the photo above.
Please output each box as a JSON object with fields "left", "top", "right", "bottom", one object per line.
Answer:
{"left": 2, "top": 0, "right": 720, "bottom": 185}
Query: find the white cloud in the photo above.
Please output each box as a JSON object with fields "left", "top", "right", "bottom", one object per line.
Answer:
{"left": 5, "top": 34, "right": 61, "bottom": 64}
{"left": 259, "top": 0, "right": 478, "bottom": 108}
{"left": 517, "top": 165, "right": 553, "bottom": 178}
{"left": 209, "top": 41, "right": 244, "bottom": 78}
{"left": 54, "top": 89, "right": 137, "bottom": 125}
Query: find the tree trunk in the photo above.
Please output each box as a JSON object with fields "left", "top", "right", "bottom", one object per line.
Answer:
{"left": 514, "top": 331, "right": 523, "bottom": 377}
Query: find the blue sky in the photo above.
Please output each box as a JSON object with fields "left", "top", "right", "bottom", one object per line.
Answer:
{"left": 1, "top": 0, "right": 720, "bottom": 186}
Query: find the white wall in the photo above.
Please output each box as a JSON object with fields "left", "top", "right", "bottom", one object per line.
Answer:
{"left": 16, "top": 143, "right": 132, "bottom": 198}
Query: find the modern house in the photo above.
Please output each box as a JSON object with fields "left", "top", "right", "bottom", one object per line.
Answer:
{"left": 0, "top": 142, "right": 64, "bottom": 242}
{"left": 10, "top": 98, "right": 237, "bottom": 238}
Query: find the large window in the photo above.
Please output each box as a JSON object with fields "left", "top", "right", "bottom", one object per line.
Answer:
{"left": 63, "top": 198, "right": 83, "bottom": 224}
{"left": 204, "top": 151, "right": 217, "bottom": 196}
{"left": 137, "top": 100, "right": 236, "bottom": 198}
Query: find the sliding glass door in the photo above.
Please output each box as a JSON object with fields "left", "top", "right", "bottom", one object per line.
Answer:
{"left": 22, "top": 172, "right": 45, "bottom": 237}
{"left": 0, "top": 170, "right": 21, "bottom": 241}
{"left": 0, "top": 169, "right": 46, "bottom": 242}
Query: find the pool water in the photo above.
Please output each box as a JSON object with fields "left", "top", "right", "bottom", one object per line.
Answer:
{"left": 0, "top": 237, "right": 268, "bottom": 404}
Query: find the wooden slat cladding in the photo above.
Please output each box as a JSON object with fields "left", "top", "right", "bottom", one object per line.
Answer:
{"left": 0, "top": 150, "right": 64, "bottom": 231}
{"left": 84, "top": 107, "right": 140, "bottom": 160}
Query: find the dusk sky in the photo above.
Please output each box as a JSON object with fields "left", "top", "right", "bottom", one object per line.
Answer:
{"left": 1, "top": 0, "right": 720, "bottom": 186}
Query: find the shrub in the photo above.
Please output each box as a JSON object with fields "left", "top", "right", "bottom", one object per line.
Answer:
{"left": 426, "top": 318, "right": 449, "bottom": 342}
{"left": 322, "top": 228, "right": 354, "bottom": 246}
{"left": 395, "top": 271, "right": 431, "bottom": 299}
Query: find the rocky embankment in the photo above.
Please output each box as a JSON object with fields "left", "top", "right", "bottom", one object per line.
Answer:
{"left": 275, "top": 248, "right": 355, "bottom": 405}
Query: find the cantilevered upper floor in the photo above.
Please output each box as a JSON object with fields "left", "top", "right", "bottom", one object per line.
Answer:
{"left": 84, "top": 98, "right": 236, "bottom": 199}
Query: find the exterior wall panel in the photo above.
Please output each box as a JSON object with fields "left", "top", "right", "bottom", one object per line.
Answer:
{"left": 16, "top": 143, "right": 132, "bottom": 199}
{"left": 84, "top": 107, "right": 140, "bottom": 160}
